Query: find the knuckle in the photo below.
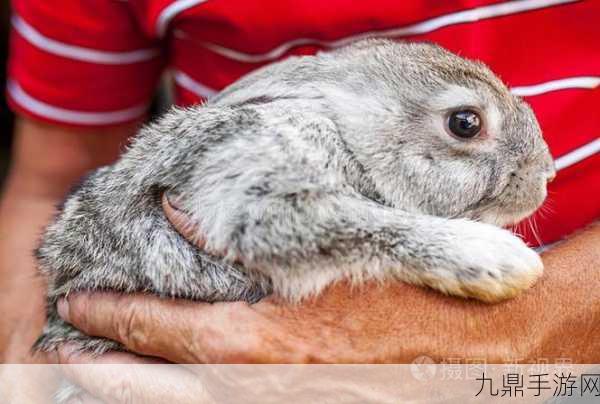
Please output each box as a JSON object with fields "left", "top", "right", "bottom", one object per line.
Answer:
{"left": 185, "top": 336, "right": 209, "bottom": 363}
{"left": 115, "top": 298, "right": 152, "bottom": 351}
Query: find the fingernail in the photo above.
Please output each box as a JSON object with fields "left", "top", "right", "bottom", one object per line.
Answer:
{"left": 57, "top": 298, "right": 70, "bottom": 323}
{"left": 164, "top": 191, "right": 183, "bottom": 211}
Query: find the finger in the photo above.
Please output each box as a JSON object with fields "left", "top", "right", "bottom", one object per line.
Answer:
{"left": 58, "top": 293, "right": 202, "bottom": 363}
{"left": 57, "top": 344, "right": 208, "bottom": 404}
{"left": 161, "top": 193, "right": 206, "bottom": 249}
{"left": 58, "top": 293, "right": 268, "bottom": 363}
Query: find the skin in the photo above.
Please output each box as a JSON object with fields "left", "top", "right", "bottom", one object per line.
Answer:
{"left": 2, "top": 117, "right": 598, "bottom": 375}
{"left": 0, "top": 117, "right": 137, "bottom": 363}
{"left": 46, "top": 215, "right": 599, "bottom": 402}
{"left": 51, "top": 201, "right": 600, "bottom": 367}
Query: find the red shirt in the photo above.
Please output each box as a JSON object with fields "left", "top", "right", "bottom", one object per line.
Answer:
{"left": 7, "top": 0, "right": 600, "bottom": 246}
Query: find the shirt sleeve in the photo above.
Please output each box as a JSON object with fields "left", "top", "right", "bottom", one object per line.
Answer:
{"left": 6, "top": 0, "right": 164, "bottom": 127}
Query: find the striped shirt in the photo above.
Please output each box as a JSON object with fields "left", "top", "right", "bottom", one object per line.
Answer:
{"left": 6, "top": 0, "right": 599, "bottom": 246}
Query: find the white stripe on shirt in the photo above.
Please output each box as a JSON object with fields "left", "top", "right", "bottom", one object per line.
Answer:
{"left": 172, "top": 71, "right": 600, "bottom": 102}
{"left": 7, "top": 79, "right": 148, "bottom": 125}
{"left": 12, "top": 14, "right": 159, "bottom": 64}
{"left": 511, "top": 76, "right": 600, "bottom": 96}
{"left": 173, "top": 70, "right": 217, "bottom": 98}
{"left": 554, "top": 139, "right": 600, "bottom": 171}
{"left": 156, "top": 0, "right": 210, "bottom": 37}
{"left": 198, "top": 0, "right": 579, "bottom": 63}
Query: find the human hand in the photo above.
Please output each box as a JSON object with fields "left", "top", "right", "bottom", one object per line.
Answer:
{"left": 51, "top": 198, "right": 600, "bottom": 402}
{"left": 54, "top": 198, "right": 600, "bottom": 366}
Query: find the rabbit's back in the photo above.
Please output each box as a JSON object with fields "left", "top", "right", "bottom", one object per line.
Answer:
{"left": 35, "top": 101, "right": 346, "bottom": 353}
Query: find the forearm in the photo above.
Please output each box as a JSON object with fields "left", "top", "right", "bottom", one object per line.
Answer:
{"left": 0, "top": 117, "right": 138, "bottom": 362}
{"left": 4, "top": 118, "right": 137, "bottom": 196}
{"left": 272, "top": 223, "right": 600, "bottom": 363}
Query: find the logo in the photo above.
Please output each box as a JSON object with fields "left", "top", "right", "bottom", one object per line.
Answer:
{"left": 410, "top": 355, "right": 437, "bottom": 381}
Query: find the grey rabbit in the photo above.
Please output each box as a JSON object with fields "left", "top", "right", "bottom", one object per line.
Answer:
{"left": 34, "top": 39, "right": 555, "bottom": 357}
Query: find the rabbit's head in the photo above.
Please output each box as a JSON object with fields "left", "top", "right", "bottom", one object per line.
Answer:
{"left": 321, "top": 40, "right": 555, "bottom": 226}
{"left": 211, "top": 39, "right": 555, "bottom": 226}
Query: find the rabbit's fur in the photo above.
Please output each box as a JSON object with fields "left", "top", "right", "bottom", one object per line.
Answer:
{"left": 35, "top": 39, "right": 555, "bottom": 355}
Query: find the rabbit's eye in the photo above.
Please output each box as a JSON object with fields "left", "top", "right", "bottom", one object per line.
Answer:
{"left": 447, "top": 110, "right": 481, "bottom": 138}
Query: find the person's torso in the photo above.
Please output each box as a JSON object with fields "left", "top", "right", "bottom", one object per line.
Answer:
{"left": 15, "top": 0, "right": 600, "bottom": 245}
{"left": 139, "top": 0, "right": 599, "bottom": 246}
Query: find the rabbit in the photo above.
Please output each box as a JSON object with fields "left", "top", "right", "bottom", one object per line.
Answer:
{"left": 34, "top": 39, "right": 555, "bottom": 358}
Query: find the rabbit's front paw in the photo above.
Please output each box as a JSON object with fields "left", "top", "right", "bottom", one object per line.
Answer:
{"left": 426, "top": 220, "right": 543, "bottom": 303}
